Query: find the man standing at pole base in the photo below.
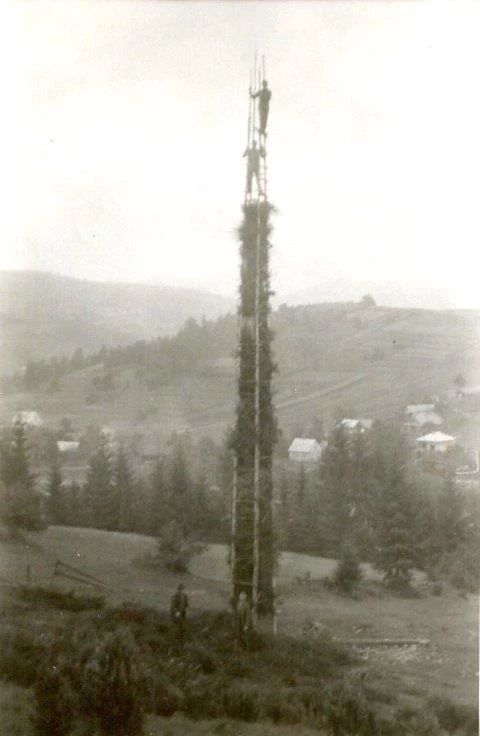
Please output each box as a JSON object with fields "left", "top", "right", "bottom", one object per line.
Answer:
{"left": 170, "top": 583, "right": 188, "bottom": 645}
{"left": 234, "top": 591, "right": 252, "bottom": 648}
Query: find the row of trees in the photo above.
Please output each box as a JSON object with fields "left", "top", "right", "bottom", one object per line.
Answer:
{"left": 1, "top": 420, "right": 478, "bottom": 589}
{"left": 278, "top": 423, "right": 477, "bottom": 587}
{"left": 48, "top": 435, "right": 232, "bottom": 543}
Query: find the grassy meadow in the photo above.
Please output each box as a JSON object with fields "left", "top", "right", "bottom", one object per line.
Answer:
{"left": 0, "top": 526, "right": 477, "bottom": 735}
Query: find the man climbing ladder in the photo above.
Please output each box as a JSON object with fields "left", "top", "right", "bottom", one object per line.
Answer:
{"left": 243, "top": 139, "right": 265, "bottom": 196}
{"left": 250, "top": 80, "right": 271, "bottom": 137}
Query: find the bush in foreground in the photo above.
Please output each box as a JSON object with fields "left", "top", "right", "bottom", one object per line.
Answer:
{"left": 224, "top": 682, "right": 262, "bottom": 722}
{"left": 18, "top": 585, "right": 105, "bottom": 612}
{"left": 80, "top": 627, "right": 148, "bottom": 735}
{"left": 33, "top": 657, "right": 77, "bottom": 736}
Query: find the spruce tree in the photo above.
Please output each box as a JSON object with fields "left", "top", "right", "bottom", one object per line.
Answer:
{"left": 297, "top": 463, "right": 306, "bottom": 507}
{"left": 48, "top": 451, "right": 63, "bottom": 525}
{"left": 0, "top": 421, "right": 40, "bottom": 529}
{"left": 435, "top": 472, "right": 466, "bottom": 555}
{"left": 317, "top": 426, "right": 352, "bottom": 556}
{"left": 370, "top": 424, "right": 417, "bottom": 585}
{"left": 83, "top": 434, "right": 116, "bottom": 530}
{"left": 169, "top": 441, "right": 192, "bottom": 535}
{"left": 114, "top": 446, "right": 135, "bottom": 533}
{"left": 149, "top": 457, "right": 168, "bottom": 536}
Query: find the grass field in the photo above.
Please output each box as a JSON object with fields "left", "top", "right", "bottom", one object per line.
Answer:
{"left": 1, "top": 525, "right": 477, "bottom": 713}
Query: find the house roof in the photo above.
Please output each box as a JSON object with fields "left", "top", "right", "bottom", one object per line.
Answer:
{"left": 12, "top": 411, "right": 43, "bottom": 427}
{"left": 340, "top": 418, "right": 373, "bottom": 430}
{"left": 416, "top": 431, "right": 456, "bottom": 444}
{"left": 57, "top": 441, "right": 80, "bottom": 453}
{"left": 288, "top": 438, "right": 320, "bottom": 453}
{"left": 460, "top": 386, "right": 480, "bottom": 396}
{"left": 406, "top": 404, "right": 435, "bottom": 415}
{"left": 408, "top": 411, "right": 443, "bottom": 427}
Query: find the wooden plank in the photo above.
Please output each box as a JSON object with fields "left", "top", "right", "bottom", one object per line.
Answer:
{"left": 337, "top": 638, "right": 430, "bottom": 647}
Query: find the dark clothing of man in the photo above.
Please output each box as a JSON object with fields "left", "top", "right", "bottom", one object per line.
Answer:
{"left": 171, "top": 586, "right": 188, "bottom": 643}
{"left": 171, "top": 588, "right": 188, "bottom": 621}
{"left": 243, "top": 144, "right": 265, "bottom": 195}
{"left": 251, "top": 84, "right": 271, "bottom": 135}
{"left": 234, "top": 593, "right": 252, "bottom": 649}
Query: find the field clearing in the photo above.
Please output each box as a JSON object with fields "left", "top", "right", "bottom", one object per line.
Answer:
{"left": 1, "top": 526, "right": 477, "bottom": 710}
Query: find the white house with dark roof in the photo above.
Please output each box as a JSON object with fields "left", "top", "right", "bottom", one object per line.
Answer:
{"left": 288, "top": 438, "right": 324, "bottom": 463}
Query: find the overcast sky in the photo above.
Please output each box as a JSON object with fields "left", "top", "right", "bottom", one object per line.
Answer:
{"left": 4, "top": 0, "right": 480, "bottom": 307}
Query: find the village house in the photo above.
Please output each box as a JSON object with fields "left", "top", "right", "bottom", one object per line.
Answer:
{"left": 288, "top": 437, "right": 324, "bottom": 463}
{"left": 339, "top": 418, "right": 373, "bottom": 434}
{"left": 416, "top": 431, "right": 456, "bottom": 474}
{"left": 57, "top": 440, "right": 80, "bottom": 454}
{"left": 416, "top": 430, "right": 456, "bottom": 455}
{"left": 404, "top": 404, "right": 442, "bottom": 432}
{"left": 403, "top": 404, "right": 443, "bottom": 449}
{"left": 12, "top": 410, "right": 43, "bottom": 428}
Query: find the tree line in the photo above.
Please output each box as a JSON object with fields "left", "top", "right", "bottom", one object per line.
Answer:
{"left": 1, "top": 420, "right": 478, "bottom": 591}
{"left": 278, "top": 422, "right": 478, "bottom": 589}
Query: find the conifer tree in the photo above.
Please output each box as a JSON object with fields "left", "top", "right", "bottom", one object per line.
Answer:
{"left": 114, "top": 446, "right": 135, "bottom": 533}
{"left": 297, "top": 463, "right": 306, "bottom": 507}
{"left": 435, "top": 472, "right": 466, "bottom": 555}
{"left": 317, "top": 426, "right": 352, "bottom": 556}
{"left": 149, "top": 457, "right": 169, "bottom": 536}
{"left": 349, "top": 429, "right": 374, "bottom": 557}
{"left": 370, "top": 424, "right": 417, "bottom": 585}
{"left": 48, "top": 451, "right": 63, "bottom": 525}
{"left": 169, "top": 441, "right": 192, "bottom": 534}
{"left": 83, "top": 434, "right": 116, "bottom": 530}
{"left": 0, "top": 421, "right": 40, "bottom": 529}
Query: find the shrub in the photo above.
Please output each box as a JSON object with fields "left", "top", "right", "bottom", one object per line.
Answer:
{"left": 435, "top": 542, "right": 480, "bottom": 593}
{"left": 156, "top": 520, "right": 207, "bottom": 573}
{"left": 80, "top": 627, "right": 148, "bottom": 736}
{"left": 0, "top": 631, "right": 47, "bottom": 687}
{"left": 185, "top": 643, "right": 217, "bottom": 674}
{"left": 18, "top": 586, "right": 105, "bottom": 612}
{"left": 33, "top": 657, "right": 77, "bottom": 736}
{"left": 427, "top": 695, "right": 479, "bottom": 735}
{"left": 395, "top": 705, "right": 443, "bottom": 735}
{"left": 223, "top": 657, "right": 255, "bottom": 678}
{"left": 263, "top": 687, "right": 305, "bottom": 724}
{"left": 148, "top": 673, "right": 184, "bottom": 717}
{"left": 319, "top": 679, "right": 379, "bottom": 736}
{"left": 183, "top": 675, "right": 226, "bottom": 719}
{"left": 0, "top": 684, "right": 36, "bottom": 736}
{"left": 332, "top": 546, "right": 363, "bottom": 595}
{"left": 224, "top": 682, "right": 261, "bottom": 722}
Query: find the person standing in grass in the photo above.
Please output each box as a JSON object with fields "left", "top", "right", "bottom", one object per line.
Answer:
{"left": 170, "top": 583, "right": 189, "bottom": 644}
{"left": 234, "top": 591, "right": 252, "bottom": 649}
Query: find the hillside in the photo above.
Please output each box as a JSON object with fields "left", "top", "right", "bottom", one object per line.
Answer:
{"left": 0, "top": 271, "right": 233, "bottom": 373}
{"left": 1, "top": 299, "right": 479, "bottom": 444}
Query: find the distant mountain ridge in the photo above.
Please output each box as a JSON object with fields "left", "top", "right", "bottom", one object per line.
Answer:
{"left": 0, "top": 271, "right": 234, "bottom": 373}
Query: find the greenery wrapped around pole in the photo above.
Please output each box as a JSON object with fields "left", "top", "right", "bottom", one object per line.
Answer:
{"left": 232, "top": 200, "right": 277, "bottom": 619}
